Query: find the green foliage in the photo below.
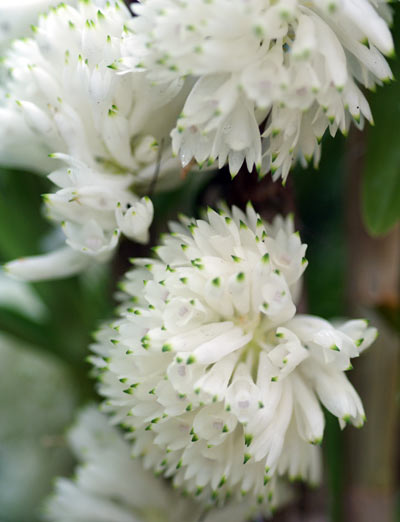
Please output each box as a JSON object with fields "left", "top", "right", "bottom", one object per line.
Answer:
{"left": 294, "top": 134, "right": 347, "bottom": 319}
{"left": 362, "top": 6, "right": 400, "bottom": 236}
{"left": 324, "top": 411, "right": 344, "bottom": 522}
{"left": 294, "top": 135, "right": 347, "bottom": 522}
{"left": 0, "top": 167, "right": 114, "bottom": 521}
{"left": 0, "top": 167, "right": 113, "bottom": 370}
{"left": 0, "top": 168, "right": 51, "bottom": 259}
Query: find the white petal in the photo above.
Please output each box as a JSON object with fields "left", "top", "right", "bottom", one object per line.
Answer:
{"left": 4, "top": 247, "right": 91, "bottom": 281}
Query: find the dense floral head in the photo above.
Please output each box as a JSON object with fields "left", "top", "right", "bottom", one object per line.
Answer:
{"left": 1, "top": 0, "right": 182, "bottom": 174}
{"left": 121, "top": 0, "right": 394, "bottom": 180}
{"left": 91, "top": 204, "right": 377, "bottom": 505}
{"left": 2, "top": 0, "right": 184, "bottom": 280}
{"left": 45, "top": 406, "right": 283, "bottom": 522}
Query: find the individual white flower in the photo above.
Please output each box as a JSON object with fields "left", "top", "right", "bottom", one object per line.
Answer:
{"left": 1, "top": 0, "right": 184, "bottom": 281}
{"left": 121, "top": 0, "right": 394, "bottom": 180}
{"left": 4, "top": 155, "right": 154, "bottom": 280}
{"left": 90, "top": 204, "right": 377, "bottom": 505}
{"left": 45, "top": 406, "right": 284, "bottom": 522}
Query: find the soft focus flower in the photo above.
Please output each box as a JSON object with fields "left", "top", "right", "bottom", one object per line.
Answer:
{"left": 0, "top": 332, "right": 78, "bottom": 521}
{"left": 0, "top": 2, "right": 72, "bottom": 170}
{"left": 45, "top": 406, "right": 283, "bottom": 522}
{"left": 0, "top": 268, "right": 47, "bottom": 321}
{"left": 0, "top": 0, "right": 62, "bottom": 52}
{"left": 121, "top": 0, "right": 394, "bottom": 180}
{"left": 90, "top": 204, "right": 377, "bottom": 505}
{"left": 1, "top": 0, "right": 184, "bottom": 281}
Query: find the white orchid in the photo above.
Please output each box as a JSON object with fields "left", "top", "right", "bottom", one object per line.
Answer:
{"left": 120, "top": 0, "right": 394, "bottom": 180}
{"left": 1, "top": 1, "right": 183, "bottom": 280}
{"left": 45, "top": 406, "right": 286, "bottom": 521}
{"left": 90, "top": 204, "right": 376, "bottom": 504}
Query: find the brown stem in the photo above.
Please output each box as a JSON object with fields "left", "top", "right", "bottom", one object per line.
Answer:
{"left": 345, "top": 128, "right": 400, "bottom": 522}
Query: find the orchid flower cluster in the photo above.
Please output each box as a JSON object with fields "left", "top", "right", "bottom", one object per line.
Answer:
{"left": 90, "top": 206, "right": 376, "bottom": 508}
{"left": 0, "top": 0, "right": 392, "bottom": 520}
{"left": 2, "top": 0, "right": 184, "bottom": 280}
{"left": 121, "top": 0, "right": 394, "bottom": 180}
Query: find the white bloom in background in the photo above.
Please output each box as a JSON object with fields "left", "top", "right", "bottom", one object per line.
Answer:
{"left": 0, "top": 269, "right": 47, "bottom": 321}
{"left": 45, "top": 406, "right": 283, "bottom": 522}
{"left": 0, "top": 1, "right": 70, "bottom": 170}
{"left": 90, "top": 204, "right": 377, "bottom": 504}
{"left": 0, "top": 0, "right": 63, "bottom": 52}
{"left": 121, "top": 0, "right": 394, "bottom": 180}
{"left": 0, "top": 333, "right": 79, "bottom": 521}
{"left": 44, "top": 406, "right": 201, "bottom": 522}
{"left": 1, "top": 0, "right": 184, "bottom": 281}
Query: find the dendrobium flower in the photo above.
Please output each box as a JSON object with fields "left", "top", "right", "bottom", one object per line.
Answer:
{"left": 45, "top": 406, "right": 284, "bottom": 522}
{"left": 121, "top": 0, "right": 394, "bottom": 180}
{"left": 90, "top": 204, "right": 377, "bottom": 505}
{"left": 1, "top": 0, "right": 184, "bottom": 280}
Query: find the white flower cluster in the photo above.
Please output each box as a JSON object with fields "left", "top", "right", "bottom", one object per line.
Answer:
{"left": 90, "top": 204, "right": 377, "bottom": 505}
{"left": 1, "top": 1, "right": 184, "bottom": 281}
{"left": 0, "top": 0, "right": 383, "bottom": 517}
{"left": 121, "top": 0, "right": 394, "bottom": 180}
{"left": 45, "top": 406, "right": 201, "bottom": 522}
{"left": 45, "top": 406, "right": 282, "bottom": 522}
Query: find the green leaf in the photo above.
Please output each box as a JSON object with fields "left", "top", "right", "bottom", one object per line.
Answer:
{"left": 0, "top": 167, "right": 51, "bottom": 260}
{"left": 362, "top": 8, "right": 400, "bottom": 236}
{"left": 0, "top": 168, "right": 113, "bottom": 367}
{"left": 294, "top": 134, "right": 347, "bottom": 319}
